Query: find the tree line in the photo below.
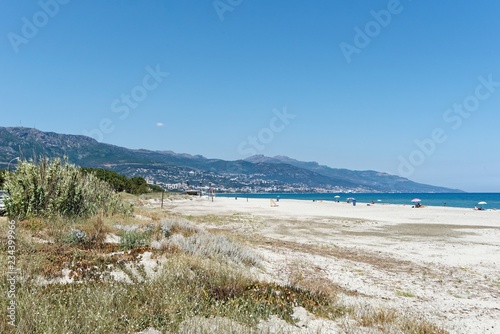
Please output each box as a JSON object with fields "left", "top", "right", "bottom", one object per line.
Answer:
{"left": 1, "top": 166, "right": 163, "bottom": 195}
{"left": 80, "top": 167, "right": 163, "bottom": 194}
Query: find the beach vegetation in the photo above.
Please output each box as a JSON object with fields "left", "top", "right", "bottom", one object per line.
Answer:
{"left": 120, "top": 229, "right": 149, "bottom": 249}
{"left": 65, "top": 228, "right": 88, "bottom": 245}
{"left": 353, "top": 306, "right": 448, "bottom": 334}
{"left": 0, "top": 212, "right": 347, "bottom": 334}
{"left": 0, "top": 251, "right": 345, "bottom": 333}
{"left": 162, "top": 218, "right": 202, "bottom": 236}
{"left": 395, "top": 290, "right": 416, "bottom": 298}
{"left": 0, "top": 194, "right": 449, "bottom": 334}
{"left": 3, "top": 158, "right": 130, "bottom": 220}
{"left": 81, "top": 167, "right": 163, "bottom": 194}
{"left": 168, "top": 232, "right": 260, "bottom": 266}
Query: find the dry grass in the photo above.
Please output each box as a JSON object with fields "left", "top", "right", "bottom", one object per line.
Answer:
{"left": 287, "top": 259, "right": 361, "bottom": 298}
{"left": 358, "top": 307, "right": 398, "bottom": 328}
{"left": 160, "top": 218, "right": 260, "bottom": 266}
{"left": 0, "top": 197, "right": 451, "bottom": 334}
{"left": 0, "top": 250, "right": 345, "bottom": 333}
{"left": 347, "top": 306, "right": 448, "bottom": 334}
{"left": 395, "top": 290, "right": 417, "bottom": 298}
{"left": 185, "top": 213, "right": 258, "bottom": 226}
{"left": 162, "top": 218, "right": 202, "bottom": 237}
{"left": 168, "top": 233, "right": 260, "bottom": 267}
{"left": 249, "top": 234, "right": 434, "bottom": 276}
{"left": 204, "top": 228, "right": 450, "bottom": 334}
{"left": 1, "top": 211, "right": 345, "bottom": 333}
{"left": 132, "top": 206, "right": 175, "bottom": 221}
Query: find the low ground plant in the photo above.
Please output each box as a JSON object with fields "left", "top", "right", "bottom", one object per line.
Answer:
{"left": 66, "top": 229, "right": 87, "bottom": 245}
{"left": 120, "top": 230, "right": 149, "bottom": 250}
{"left": 0, "top": 197, "right": 449, "bottom": 334}
{"left": 0, "top": 252, "right": 346, "bottom": 333}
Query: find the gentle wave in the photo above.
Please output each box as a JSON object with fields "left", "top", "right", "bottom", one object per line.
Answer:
{"left": 218, "top": 193, "right": 500, "bottom": 209}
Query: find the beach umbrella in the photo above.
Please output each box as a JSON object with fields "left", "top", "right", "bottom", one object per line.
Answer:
{"left": 477, "top": 201, "right": 487, "bottom": 210}
{"left": 411, "top": 198, "right": 421, "bottom": 203}
{"left": 347, "top": 197, "right": 355, "bottom": 201}
{"left": 334, "top": 195, "right": 340, "bottom": 198}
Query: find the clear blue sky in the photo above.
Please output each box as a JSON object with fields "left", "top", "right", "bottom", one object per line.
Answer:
{"left": 1, "top": 1, "right": 499, "bottom": 192}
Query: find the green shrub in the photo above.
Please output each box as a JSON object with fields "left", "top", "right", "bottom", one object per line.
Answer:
{"left": 4, "top": 157, "right": 130, "bottom": 220}
{"left": 120, "top": 230, "right": 149, "bottom": 249}
{"left": 81, "top": 167, "right": 162, "bottom": 194}
{"left": 66, "top": 229, "right": 88, "bottom": 245}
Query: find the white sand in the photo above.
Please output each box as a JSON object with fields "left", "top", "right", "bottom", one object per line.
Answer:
{"left": 167, "top": 197, "right": 500, "bottom": 333}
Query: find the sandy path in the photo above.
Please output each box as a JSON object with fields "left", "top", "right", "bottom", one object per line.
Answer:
{"left": 167, "top": 197, "right": 500, "bottom": 333}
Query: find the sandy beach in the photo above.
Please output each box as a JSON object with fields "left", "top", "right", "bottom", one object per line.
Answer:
{"left": 166, "top": 197, "right": 500, "bottom": 333}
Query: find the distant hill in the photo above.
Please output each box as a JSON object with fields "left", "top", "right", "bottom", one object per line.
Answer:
{"left": 244, "top": 155, "right": 459, "bottom": 193}
{"left": 0, "top": 127, "right": 462, "bottom": 193}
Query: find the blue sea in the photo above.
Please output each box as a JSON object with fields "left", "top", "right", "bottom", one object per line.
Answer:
{"left": 218, "top": 193, "right": 500, "bottom": 209}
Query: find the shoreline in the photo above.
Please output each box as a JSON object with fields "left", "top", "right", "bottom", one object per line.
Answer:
{"left": 214, "top": 192, "right": 500, "bottom": 210}
{"left": 180, "top": 196, "right": 499, "bottom": 223}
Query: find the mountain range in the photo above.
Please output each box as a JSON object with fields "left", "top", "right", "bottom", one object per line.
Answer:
{"left": 0, "top": 127, "right": 462, "bottom": 193}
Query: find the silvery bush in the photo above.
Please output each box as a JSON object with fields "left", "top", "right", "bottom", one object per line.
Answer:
{"left": 66, "top": 229, "right": 87, "bottom": 244}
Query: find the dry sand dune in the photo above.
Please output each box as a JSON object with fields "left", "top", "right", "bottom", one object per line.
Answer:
{"left": 167, "top": 197, "right": 500, "bottom": 333}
